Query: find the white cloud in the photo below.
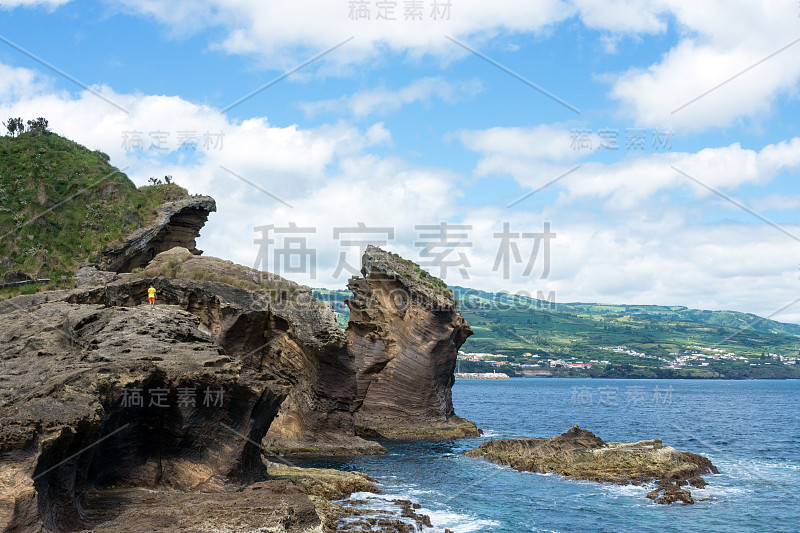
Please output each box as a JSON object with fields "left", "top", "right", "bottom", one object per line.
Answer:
{"left": 751, "top": 194, "right": 800, "bottom": 212}
{"left": 452, "top": 210, "right": 800, "bottom": 323}
{"left": 5, "top": 1, "right": 761, "bottom": 133}
{"left": 572, "top": 0, "right": 668, "bottom": 33}
{"left": 6, "top": 0, "right": 797, "bottom": 133}
{"left": 609, "top": 1, "right": 800, "bottom": 130}
{"left": 301, "top": 77, "right": 483, "bottom": 119}
{"left": 456, "top": 125, "right": 590, "bottom": 190}
{"left": 0, "top": 63, "right": 51, "bottom": 99}
{"left": 0, "top": 0, "right": 68, "bottom": 8}
{"left": 459, "top": 125, "right": 800, "bottom": 209}
{"left": 454, "top": 125, "right": 800, "bottom": 322}
{"left": 110, "top": 0, "right": 575, "bottom": 69}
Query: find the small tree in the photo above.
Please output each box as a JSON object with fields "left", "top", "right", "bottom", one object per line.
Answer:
{"left": 26, "top": 117, "right": 50, "bottom": 135}
{"left": 4, "top": 117, "right": 24, "bottom": 137}
{"left": 164, "top": 175, "right": 172, "bottom": 184}
{"left": 148, "top": 177, "right": 163, "bottom": 186}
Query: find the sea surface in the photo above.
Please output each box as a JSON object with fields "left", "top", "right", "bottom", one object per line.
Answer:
{"left": 297, "top": 379, "right": 800, "bottom": 532}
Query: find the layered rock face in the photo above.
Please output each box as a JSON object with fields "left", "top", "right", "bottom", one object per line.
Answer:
{"left": 4, "top": 248, "right": 383, "bottom": 457}
{"left": 465, "top": 425, "right": 719, "bottom": 504}
{"left": 346, "top": 246, "right": 479, "bottom": 439}
{"left": 1, "top": 207, "right": 483, "bottom": 530}
{"left": 0, "top": 302, "right": 286, "bottom": 532}
{"left": 99, "top": 195, "right": 216, "bottom": 273}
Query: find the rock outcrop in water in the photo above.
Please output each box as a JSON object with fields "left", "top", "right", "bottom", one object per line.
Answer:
{"left": 346, "top": 246, "right": 479, "bottom": 439}
{"left": 465, "top": 425, "right": 718, "bottom": 504}
{"left": 99, "top": 195, "right": 216, "bottom": 273}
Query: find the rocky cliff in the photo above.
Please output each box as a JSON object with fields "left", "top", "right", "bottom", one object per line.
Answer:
{"left": 99, "top": 195, "right": 216, "bottom": 273}
{"left": 346, "top": 245, "right": 479, "bottom": 439}
{"left": 0, "top": 301, "right": 287, "bottom": 531}
{"left": 3, "top": 247, "right": 385, "bottom": 458}
{"left": 465, "top": 425, "right": 719, "bottom": 504}
{"left": 0, "top": 183, "right": 487, "bottom": 529}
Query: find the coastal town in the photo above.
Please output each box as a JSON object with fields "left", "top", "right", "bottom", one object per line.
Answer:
{"left": 457, "top": 345, "right": 800, "bottom": 375}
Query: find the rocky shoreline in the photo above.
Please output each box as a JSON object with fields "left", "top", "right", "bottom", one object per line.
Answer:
{"left": 465, "top": 425, "right": 719, "bottom": 504}
{"left": 0, "top": 189, "right": 725, "bottom": 531}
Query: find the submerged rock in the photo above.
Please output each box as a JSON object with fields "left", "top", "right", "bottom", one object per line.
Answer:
{"left": 346, "top": 246, "right": 479, "bottom": 440}
{"left": 465, "top": 425, "right": 718, "bottom": 504}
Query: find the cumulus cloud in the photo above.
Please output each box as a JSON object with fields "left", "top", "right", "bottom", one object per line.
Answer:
{"left": 5, "top": 0, "right": 798, "bottom": 132}
{"left": 0, "top": 0, "right": 780, "bottom": 132}
{"left": 457, "top": 125, "right": 584, "bottom": 163}
{"left": 454, "top": 125, "right": 800, "bottom": 321}
{"left": 110, "top": 0, "right": 574, "bottom": 69}
{"left": 0, "top": 63, "right": 52, "bottom": 98}
{"left": 609, "top": 1, "right": 800, "bottom": 130}
{"left": 301, "top": 77, "right": 483, "bottom": 119}
{"left": 459, "top": 125, "right": 800, "bottom": 209}
{"left": 571, "top": 0, "right": 669, "bottom": 33}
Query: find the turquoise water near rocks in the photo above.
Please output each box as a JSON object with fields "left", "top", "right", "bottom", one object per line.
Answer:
{"left": 299, "top": 379, "right": 800, "bottom": 532}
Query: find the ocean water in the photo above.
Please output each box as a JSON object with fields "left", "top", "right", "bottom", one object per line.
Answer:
{"left": 298, "top": 379, "right": 800, "bottom": 532}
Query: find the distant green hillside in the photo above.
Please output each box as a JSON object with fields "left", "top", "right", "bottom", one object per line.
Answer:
{"left": 449, "top": 286, "right": 800, "bottom": 337}
{"left": 0, "top": 129, "right": 187, "bottom": 292}
{"left": 312, "top": 286, "right": 800, "bottom": 379}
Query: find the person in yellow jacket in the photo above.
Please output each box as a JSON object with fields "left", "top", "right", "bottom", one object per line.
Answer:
{"left": 147, "top": 285, "right": 156, "bottom": 310}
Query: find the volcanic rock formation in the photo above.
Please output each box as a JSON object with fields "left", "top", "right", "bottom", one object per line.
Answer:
{"left": 99, "top": 195, "right": 216, "bottom": 273}
{"left": 0, "top": 190, "right": 486, "bottom": 529}
{"left": 465, "top": 425, "right": 719, "bottom": 504}
{"left": 0, "top": 302, "right": 286, "bottom": 531}
{"left": 3, "top": 247, "right": 385, "bottom": 457}
{"left": 346, "top": 246, "right": 479, "bottom": 439}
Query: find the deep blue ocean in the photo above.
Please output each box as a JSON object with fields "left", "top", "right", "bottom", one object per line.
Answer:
{"left": 299, "top": 379, "right": 800, "bottom": 532}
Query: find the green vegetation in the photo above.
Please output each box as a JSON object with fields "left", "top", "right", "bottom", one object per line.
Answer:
{"left": 385, "top": 249, "right": 453, "bottom": 298}
{"left": 451, "top": 287, "right": 800, "bottom": 379}
{"left": 0, "top": 128, "right": 188, "bottom": 295}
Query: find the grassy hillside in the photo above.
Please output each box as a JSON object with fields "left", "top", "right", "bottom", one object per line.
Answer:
{"left": 450, "top": 286, "right": 800, "bottom": 337}
{"left": 313, "top": 286, "right": 800, "bottom": 379}
{"left": 0, "top": 129, "right": 187, "bottom": 293}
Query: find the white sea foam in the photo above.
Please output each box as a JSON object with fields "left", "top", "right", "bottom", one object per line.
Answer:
{"left": 599, "top": 483, "right": 651, "bottom": 499}
{"left": 727, "top": 460, "right": 800, "bottom": 472}
{"left": 691, "top": 484, "right": 751, "bottom": 500}
{"left": 423, "top": 508, "right": 500, "bottom": 532}
{"left": 346, "top": 490, "right": 500, "bottom": 532}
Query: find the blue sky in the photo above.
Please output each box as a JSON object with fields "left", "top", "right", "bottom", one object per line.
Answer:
{"left": 1, "top": 0, "right": 799, "bottom": 322}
